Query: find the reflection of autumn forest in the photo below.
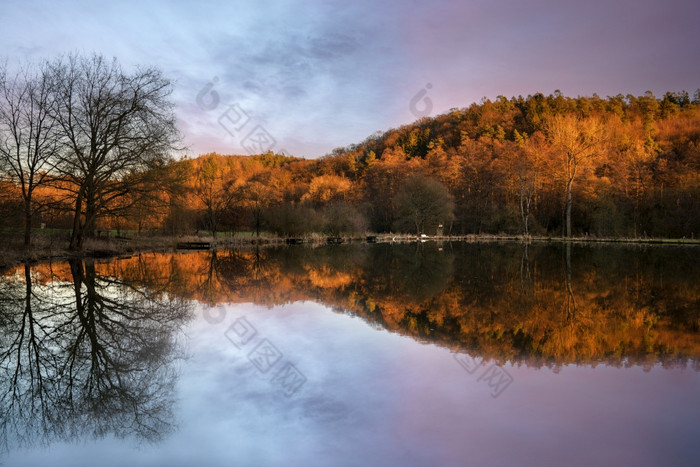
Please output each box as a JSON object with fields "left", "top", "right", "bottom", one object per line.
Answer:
{"left": 9, "top": 243, "right": 697, "bottom": 369}
{"left": 3, "top": 90, "right": 699, "bottom": 241}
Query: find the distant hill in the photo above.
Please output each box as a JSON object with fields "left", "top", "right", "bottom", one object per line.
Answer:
{"left": 2, "top": 91, "right": 698, "bottom": 238}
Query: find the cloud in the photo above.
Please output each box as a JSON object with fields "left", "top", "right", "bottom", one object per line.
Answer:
{"left": 2, "top": 0, "right": 699, "bottom": 157}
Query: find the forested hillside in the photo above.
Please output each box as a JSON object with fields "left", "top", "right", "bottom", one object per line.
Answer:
{"left": 2, "top": 90, "right": 699, "bottom": 240}
{"left": 324, "top": 91, "right": 700, "bottom": 237}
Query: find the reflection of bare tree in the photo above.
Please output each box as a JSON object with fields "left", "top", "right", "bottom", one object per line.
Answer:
{"left": 519, "top": 243, "right": 534, "bottom": 296}
{"left": 0, "top": 259, "right": 192, "bottom": 454}
{"left": 389, "top": 243, "right": 454, "bottom": 303}
{"left": 564, "top": 242, "right": 576, "bottom": 321}
{"left": 202, "top": 250, "right": 257, "bottom": 302}
{"left": 0, "top": 264, "right": 62, "bottom": 452}
{"left": 546, "top": 243, "right": 601, "bottom": 362}
{"left": 201, "top": 249, "right": 220, "bottom": 305}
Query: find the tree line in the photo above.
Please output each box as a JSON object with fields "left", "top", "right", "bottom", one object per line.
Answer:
{"left": 2, "top": 54, "right": 699, "bottom": 245}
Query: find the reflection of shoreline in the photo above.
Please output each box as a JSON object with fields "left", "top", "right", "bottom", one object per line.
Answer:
{"left": 3, "top": 243, "right": 699, "bottom": 371}
{"left": 0, "top": 260, "right": 193, "bottom": 454}
{"left": 2, "top": 234, "right": 698, "bottom": 275}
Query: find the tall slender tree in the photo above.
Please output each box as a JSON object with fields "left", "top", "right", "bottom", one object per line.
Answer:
{"left": 544, "top": 114, "right": 605, "bottom": 237}
{"left": 0, "top": 62, "right": 60, "bottom": 247}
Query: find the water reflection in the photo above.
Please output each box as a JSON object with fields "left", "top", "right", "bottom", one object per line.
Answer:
{"left": 1, "top": 242, "right": 698, "bottom": 463}
{"left": 79, "top": 242, "right": 700, "bottom": 368}
{"left": 0, "top": 259, "right": 192, "bottom": 453}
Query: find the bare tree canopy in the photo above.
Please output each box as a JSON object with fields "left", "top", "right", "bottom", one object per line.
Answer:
{"left": 393, "top": 174, "right": 454, "bottom": 235}
{"left": 49, "top": 54, "right": 180, "bottom": 250}
{"left": 0, "top": 61, "right": 60, "bottom": 247}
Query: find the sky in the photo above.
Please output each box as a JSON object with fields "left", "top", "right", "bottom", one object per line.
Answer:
{"left": 1, "top": 0, "right": 699, "bottom": 158}
{"left": 7, "top": 299, "right": 700, "bottom": 466}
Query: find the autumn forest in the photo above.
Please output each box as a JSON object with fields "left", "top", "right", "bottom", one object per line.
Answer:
{"left": 1, "top": 56, "right": 700, "bottom": 250}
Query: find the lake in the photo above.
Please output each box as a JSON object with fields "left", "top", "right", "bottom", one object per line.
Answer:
{"left": 0, "top": 242, "right": 698, "bottom": 466}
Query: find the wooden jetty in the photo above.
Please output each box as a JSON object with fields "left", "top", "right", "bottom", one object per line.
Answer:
{"left": 176, "top": 241, "right": 217, "bottom": 250}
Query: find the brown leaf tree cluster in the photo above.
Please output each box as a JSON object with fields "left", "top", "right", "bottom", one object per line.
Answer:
{"left": 3, "top": 81, "right": 699, "bottom": 240}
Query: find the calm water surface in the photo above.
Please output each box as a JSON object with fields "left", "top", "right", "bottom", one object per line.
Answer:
{"left": 1, "top": 243, "right": 698, "bottom": 466}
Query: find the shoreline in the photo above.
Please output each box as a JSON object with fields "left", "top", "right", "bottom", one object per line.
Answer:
{"left": 1, "top": 233, "right": 698, "bottom": 271}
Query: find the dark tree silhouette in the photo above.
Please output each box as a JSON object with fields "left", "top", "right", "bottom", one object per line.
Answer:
{"left": 49, "top": 54, "right": 180, "bottom": 250}
{"left": 0, "top": 259, "right": 192, "bottom": 454}
{"left": 0, "top": 63, "right": 61, "bottom": 247}
{"left": 393, "top": 174, "right": 454, "bottom": 235}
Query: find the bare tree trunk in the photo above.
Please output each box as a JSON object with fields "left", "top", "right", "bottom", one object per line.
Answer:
{"left": 565, "top": 178, "right": 573, "bottom": 237}
{"left": 519, "top": 185, "right": 531, "bottom": 237}
{"left": 84, "top": 200, "right": 97, "bottom": 239}
{"left": 255, "top": 204, "right": 261, "bottom": 238}
{"left": 70, "top": 189, "right": 84, "bottom": 251}
{"left": 525, "top": 210, "right": 530, "bottom": 236}
{"left": 23, "top": 197, "right": 32, "bottom": 248}
{"left": 519, "top": 191, "right": 526, "bottom": 236}
{"left": 138, "top": 206, "right": 143, "bottom": 235}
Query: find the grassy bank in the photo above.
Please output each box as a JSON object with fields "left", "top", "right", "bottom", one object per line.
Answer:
{"left": 0, "top": 232, "right": 289, "bottom": 271}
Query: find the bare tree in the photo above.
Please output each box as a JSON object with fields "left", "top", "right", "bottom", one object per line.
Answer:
{"left": 241, "top": 171, "right": 283, "bottom": 237}
{"left": 512, "top": 132, "right": 546, "bottom": 237}
{"left": 393, "top": 174, "right": 454, "bottom": 235}
{"left": 193, "top": 155, "right": 236, "bottom": 237}
{"left": 49, "top": 54, "right": 179, "bottom": 250}
{"left": 0, "top": 62, "right": 60, "bottom": 247}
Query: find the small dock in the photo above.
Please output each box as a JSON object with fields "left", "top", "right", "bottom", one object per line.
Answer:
{"left": 176, "top": 241, "right": 217, "bottom": 250}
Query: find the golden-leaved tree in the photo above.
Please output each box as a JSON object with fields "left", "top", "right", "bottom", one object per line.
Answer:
{"left": 544, "top": 114, "right": 606, "bottom": 237}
